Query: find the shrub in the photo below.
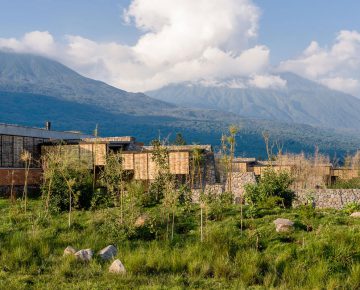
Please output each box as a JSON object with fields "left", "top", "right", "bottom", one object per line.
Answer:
{"left": 343, "top": 202, "right": 360, "bottom": 214}
{"left": 41, "top": 145, "right": 94, "bottom": 212}
{"left": 330, "top": 177, "right": 360, "bottom": 189}
{"left": 244, "top": 168, "right": 295, "bottom": 209}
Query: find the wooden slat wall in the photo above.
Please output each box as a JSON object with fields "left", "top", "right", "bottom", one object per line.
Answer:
{"left": 333, "top": 169, "right": 360, "bottom": 179}
{"left": 94, "top": 144, "right": 106, "bottom": 166}
{"left": 122, "top": 153, "right": 134, "bottom": 170}
{"left": 134, "top": 153, "right": 148, "bottom": 180}
{"left": 79, "top": 143, "right": 93, "bottom": 168}
{"left": 148, "top": 153, "right": 158, "bottom": 180}
{"left": 169, "top": 151, "right": 189, "bottom": 174}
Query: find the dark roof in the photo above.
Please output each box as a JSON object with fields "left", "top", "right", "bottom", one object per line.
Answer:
{"left": 0, "top": 123, "right": 92, "bottom": 139}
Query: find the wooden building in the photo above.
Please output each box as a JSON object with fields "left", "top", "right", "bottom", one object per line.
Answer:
{"left": 0, "top": 123, "right": 91, "bottom": 191}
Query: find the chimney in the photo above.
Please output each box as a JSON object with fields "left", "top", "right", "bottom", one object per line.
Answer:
{"left": 45, "top": 121, "right": 51, "bottom": 131}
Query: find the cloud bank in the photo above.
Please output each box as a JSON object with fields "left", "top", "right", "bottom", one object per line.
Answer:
{"left": 279, "top": 30, "right": 360, "bottom": 96}
{"left": 0, "top": 0, "right": 283, "bottom": 92}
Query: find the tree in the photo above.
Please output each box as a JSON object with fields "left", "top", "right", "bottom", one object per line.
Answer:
{"left": 41, "top": 145, "right": 93, "bottom": 226}
{"left": 191, "top": 147, "right": 204, "bottom": 190}
{"left": 150, "top": 139, "right": 179, "bottom": 240}
{"left": 227, "top": 125, "right": 239, "bottom": 193}
{"left": 99, "top": 151, "right": 128, "bottom": 223}
{"left": 174, "top": 133, "right": 187, "bottom": 145}
{"left": 20, "top": 150, "right": 32, "bottom": 214}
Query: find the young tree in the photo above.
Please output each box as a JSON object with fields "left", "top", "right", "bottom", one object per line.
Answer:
{"left": 92, "top": 124, "right": 99, "bottom": 193}
{"left": 191, "top": 147, "right": 204, "bottom": 189}
{"left": 174, "top": 133, "right": 187, "bottom": 146}
{"left": 150, "top": 139, "right": 179, "bottom": 240}
{"left": 20, "top": 150, "right": 32, "bottom": 214}
{"left": 41, "top": 144, "right": 93, "bottom": 226}
{"left": 227, "top": 125, "right": 239, "bottom": 193}
{"left": 99, "top": 151, "right": 128, "bottom": 223}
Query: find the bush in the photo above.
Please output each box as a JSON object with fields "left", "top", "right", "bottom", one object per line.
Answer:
{"left": 329, "top": 177, "right": 360, "bottom": 189}
{"left": 245, "top": 168, "right": 295, "bottom": 209}
{"left": 343, "top": 202, "right": 360, "bottom": 214}
{"left": 41, "top": 161, "right": 93, "bottom": 212}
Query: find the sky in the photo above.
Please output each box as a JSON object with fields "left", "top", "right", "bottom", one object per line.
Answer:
{"left": 0, "top": 0, "right": 360, "bottom": 95}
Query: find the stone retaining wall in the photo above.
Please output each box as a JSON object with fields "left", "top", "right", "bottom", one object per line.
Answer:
{"left": 294, "top": 189, "right": 360, "bottom": 209}
{"left": 192, "top": 172, "right": 256, "bottom": 203}
{"left": 225, "top": 172, "right": 256, "bottom": 202}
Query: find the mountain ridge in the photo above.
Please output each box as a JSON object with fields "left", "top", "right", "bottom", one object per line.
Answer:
{"left": 146, "top": 73, "right": 360, "bottom": 130}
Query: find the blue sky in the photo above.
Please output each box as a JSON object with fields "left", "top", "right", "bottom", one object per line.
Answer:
{"left": 0, "top": 0, "right": 360, "bottom": 95}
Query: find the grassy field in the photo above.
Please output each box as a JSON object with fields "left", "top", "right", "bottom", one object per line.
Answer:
{"left": 1, "top": 198, "right": 360, "bottom": 289}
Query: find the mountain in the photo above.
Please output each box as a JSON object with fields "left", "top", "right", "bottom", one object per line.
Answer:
{"left": 146, "top": 73, "right": 360, "bottom": 130}
{"left": 0, "top": 51, "right": 176, "bottom": 115}
{"left": 0, "top": 51, "right": 359, "bottom": 158}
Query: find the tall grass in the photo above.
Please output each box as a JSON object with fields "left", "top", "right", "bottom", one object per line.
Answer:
{"left": 1, "top": 198, "right": 360, "bottom": 289}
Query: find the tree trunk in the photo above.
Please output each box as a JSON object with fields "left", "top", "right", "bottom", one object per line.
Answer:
{"left": 200, "top": 206, "right": 203, "bottom": 242}
{"left": 68, "top": 191, "right": 72, "bottom": 228}
{"left": 171, "top": 208, "right": 175, "bottom": 240}
{"left": 23, "top": 162, "right": 29, "bottom": 214}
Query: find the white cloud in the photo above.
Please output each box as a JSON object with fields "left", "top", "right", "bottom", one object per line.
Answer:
{"left": 0, "top": 0, "right": 280, "bottom": 92}
{"left": 279, "top": 30, "right": 360, "bottom": 96}
{"left": 248, "top": 74, "right": 287, "bottom": 89}
{"left": 0, "top": 31, "right": 56, "bottom": 56}
{"left": 319, "top": 77, "right": 360, "bottom": 96}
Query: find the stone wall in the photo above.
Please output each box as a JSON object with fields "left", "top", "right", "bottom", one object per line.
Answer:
{"left": 294, "top": 189, "right": 360, "bottom": 209}
{"left": 225, "top": 172, "right": 256, "bottom": 202}
{"left": 192, "top": 184, "right": 224, "bottom": 203}
{"left": 192, "top": 172, "right": 256, "bottom": 203}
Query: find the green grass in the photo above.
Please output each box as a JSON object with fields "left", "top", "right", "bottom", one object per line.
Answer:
{"left": 1, "top": 198, "right": 360, "bottom": 289}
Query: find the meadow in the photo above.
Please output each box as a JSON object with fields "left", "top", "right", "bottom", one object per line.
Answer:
{"left": 1, "top": 198, "right": 360, "bottom": 289}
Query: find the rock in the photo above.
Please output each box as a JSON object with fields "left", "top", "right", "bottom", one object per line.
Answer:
{"left": 75, "top": 249, "right": 93, "bottom": 262}
{"left": 98, "top": 245, "right": 117, "bottom": 261}
{"left": 274, "top": 218, "right": 294, "bottom": 232}
{"left": 109, "top": 259, "right": 126, "bottom": 274}
{"left": 135, "top": 214, "right": 148, "bottom": 227}
{"left": 63, "top": 246, "right": 77, "bottom": 256}
{"left": 350, "top": 212, "right": 360, "bottom": 218}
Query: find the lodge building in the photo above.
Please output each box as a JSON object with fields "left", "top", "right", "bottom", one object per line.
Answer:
{"left": 0, "top": 122, "right": 359, "bottom": 197}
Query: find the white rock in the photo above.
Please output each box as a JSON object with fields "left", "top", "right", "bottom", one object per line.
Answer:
{"left": 98, "top": 245, "right": 117, "bottom": 261}
{"left": 109, "top": 259, "right": 126, "bottom": 274}
{"left": 75, "top": 249, "right": 93, "bottom": 262}
{"left": 274, "top": 218, "right": 294, "bottom": 232}
{"left": 135, "top": 214, "right": 148, "bottom": 227}
{"left": 63, "top": 246, "right": 77, "bottom": 256}
{"left": 350, "top": 212, "right": 360, "bottom": 218}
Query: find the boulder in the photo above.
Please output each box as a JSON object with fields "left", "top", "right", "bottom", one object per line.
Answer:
{"left": 98, "top": 245, "right": 117, "bottom": 261}
{"left": 350, "top": 212, "right": 360, "bottom": 218}
{"left": 274, "top": 218, "right": 294, "bottom": 232}
{"left": 63, "top": 246, "right": 77, "bottom": 256}
{"left": 109, "top": 259, "right": 126, "bottom": 274}
{"left": 135, "top": 214, "right": 148, "bottom": 227}
{"left": 75, "top": 249, "right": 93, "bottom": 262}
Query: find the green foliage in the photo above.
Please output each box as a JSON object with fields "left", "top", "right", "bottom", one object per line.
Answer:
{"left": 98, "top": 151, "right": 128, "bottom": 207}
{"left": 343, "top": 202, "right": 360, "bottom": 214}
{"left": 90, "top": 188, "right": 114, "bottom": 210}
{"left": 201, "top": 191, "right": 234, "bottom": 221}
{"left": 41, "top": 148, "right": 93, "bottom": 212}
{"left": 173, "top": 133, "right": 187, "bottom": 145}
{"left": 245, "top": 168, "right": 295, "bottom": 210}
{"left": 330, "top": 177, "right": 360, "bottom": 189}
